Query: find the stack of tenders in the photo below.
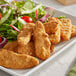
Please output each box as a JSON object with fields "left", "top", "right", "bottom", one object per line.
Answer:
{"left": 0, "top": 17, "right": 76, "bottom": 69}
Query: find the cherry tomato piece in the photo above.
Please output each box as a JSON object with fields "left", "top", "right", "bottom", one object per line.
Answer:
{"left": 0, "top": 13, "right": 2, "bottom": 19}
{"left": 0, "top": 37, "right": 2, "bottom": 43}
{"left": 21, "top": 16, "right": 33, "bottom": 23}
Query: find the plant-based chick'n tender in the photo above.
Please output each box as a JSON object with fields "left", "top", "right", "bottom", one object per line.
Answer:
{"left": 44, "top": 17, "right": 61, "bottom": 44}
{"left": 17, "top": 23, "right": 35, "bottom": 56}
{"left": 0, "top": 49, "right": 39, "bottom": 69}
{"left": 34, "top": 21, "right": 51, "bottom": 60}
{"left": 18, "top": 41, "right": 35, "bottom": 56}
{"left": 17, "top": 23, "right": 35, "bottom": 46}
{"left": 71, "top": 25, "right": 76, "bottom": 37}
{"left": 44, "top": 17, "right": 61, "bottom": 34}
{"left": 48, "top": 17, "right": 62, "bottom": 25}
{"left": 60, "top": 18, "right": 72, "bottom": 40}
{"left": 3, "top": 41, "right": 18, "bottom": 52}
{"left": 3, "top": 41, "right": 35, "bottom": 56}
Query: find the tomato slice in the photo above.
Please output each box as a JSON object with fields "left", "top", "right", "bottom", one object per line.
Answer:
{"left": 0, "top": 13, "right": 2, "bottom": 19}
{"left": 21, "top": 16, "right": 33, "bottom": 23}
{"left": 0, "top": 37, "right": 2, "bottom": 43}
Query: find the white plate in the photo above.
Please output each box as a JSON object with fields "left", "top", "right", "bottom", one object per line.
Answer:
{"left": 0, "top": 3, "right": 76, "bottom": 76}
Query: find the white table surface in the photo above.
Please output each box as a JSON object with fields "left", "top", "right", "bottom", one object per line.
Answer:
{"left": 0, "top": 0, "right": 76, "bottom": 76}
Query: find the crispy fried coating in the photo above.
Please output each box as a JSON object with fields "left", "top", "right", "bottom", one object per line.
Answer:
{"left": 17, "top": 23, "right": 35, "bottom": 46}
{"left": 48, "top": 17, "right": 61, "bottom": 25}
{"left": 17, "top": 23, "right": 35, "bottom": 56}
{"left": 3, "top": 41, "right": 18, "bottom": 52}
{"left": 49, "top": 24, "right": 60, "bottom": 44}
{"left": 4, "top": 40, "right": 35, "bottom": 56}
{"left": 50, "top": 44, "right": 54, "bottom": 53}
{"left": 34, "top": 21, "right": 51, "bottom": 60}
{"left": 0, "top": 49, "right": 39, "bottom": 69}
{"left": 18, "top": 41, "right": 35, "bottom": 56}
{"left": 60, "top": 18, "right": 72, "bottom": 40}
{"left": 71, "top": 25, "right": 76, "bottom": 37}
{"left": 44, "top": 17, "right": 61, "bottom": 44}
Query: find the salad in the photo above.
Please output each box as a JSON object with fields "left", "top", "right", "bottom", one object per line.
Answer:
{"left": 0, "top": 0, "right": 65, "bottom": 47}
{"left": 0, "top": 0, "right": 47, "bottom": 41}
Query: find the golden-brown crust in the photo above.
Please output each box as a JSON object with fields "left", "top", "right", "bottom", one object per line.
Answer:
{"left": 17, "top": 23, "right": 35, "bottom": 46}
{"left": 3, "top": 41, "right": 18, "bottom": 52}
{"left": 60, "top": 18, "right": 72, "bottom": 40}
{"left": 71, "top": 25, "right": 76, "bottom": 37}
{"left": 4, "top": 41, "right": 35, "bottom": 56}
{"left": 48, "top": 17, "right": 62, "bottom": 25}
{"left": 0, "top": 49, "right": 39, "bottom": 69}
{"left": 44, "top": 17, "right": 61, "bottom": 44}
{"left": 17, "top": 23, "right": 36, "bottom": 56}
{"left": 18, "top": 41, "right": 35, "bottom": 56}
{"left": 34, "top": 21, "right": 51, "bottom": 60}
{"left": 44, "top": 22, "right": 60, "bottom": 34}
{"left": 49, "top": 24, "right": 61, "bottom": 44}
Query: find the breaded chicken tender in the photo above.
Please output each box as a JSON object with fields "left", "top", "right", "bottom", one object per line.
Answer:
{"left": 48, "top": 17, "right": 61, "bottom": 25}
{"left": 0, "top": 49, "right": 39, "bottom": 69}
{"left": 49, "top": 24, "right": 60, "bottom": 44}
{"left": 60, "top": 18, "right": 72, "bottom": 40}
{"left": 4, "top": 41, "right": 35, "bottom": 56}
{"left": 17, "top": 23, "right": 35, "bottom": 46}
{"left": 3, "top": 41, "right": 17, "bottom": 52}
{"left": 71, "top": 25, "right": 76, "bottom": 37}
{"left": 18, "top": 41, "right": 35, "bottom": 56}
{"left": 44, "top": 17, "right": 61, "bottom": 44}
{"left": 34, "top": 21, "right": 51, "bottom": 60}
